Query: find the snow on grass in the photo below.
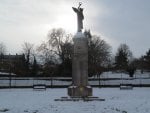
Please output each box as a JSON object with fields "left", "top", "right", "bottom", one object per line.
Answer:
{"left": 0, "top": 88, "right": 150, "bottom": 113}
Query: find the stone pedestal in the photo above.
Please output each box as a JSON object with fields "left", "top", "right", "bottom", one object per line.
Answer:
{"left": 68, "top": 32, "right": 92, "bottom": 97}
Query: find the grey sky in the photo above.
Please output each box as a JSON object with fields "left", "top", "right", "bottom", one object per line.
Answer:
{"left": 0, "top": 0, "right": 150, "bottom": 57}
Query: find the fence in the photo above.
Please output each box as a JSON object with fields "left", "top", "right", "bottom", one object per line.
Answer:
{"left": 0, "top": 76, "right": 150, "bottom": 88}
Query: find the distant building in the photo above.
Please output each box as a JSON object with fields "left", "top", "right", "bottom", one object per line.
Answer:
{"left": 0, "top": 54, "right": 25, "bottom": 75}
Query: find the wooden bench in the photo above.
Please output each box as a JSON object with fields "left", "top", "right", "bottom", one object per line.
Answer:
{"left": 120, "top": 84, "right": 133, "bottom": 90}
{"left": 33, "top": 84, "right": 46, "bottom": 90}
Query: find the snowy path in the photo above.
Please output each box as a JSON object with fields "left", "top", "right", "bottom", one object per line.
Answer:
{"left": 0, "top": 88, "right": 150, "bottom": 113}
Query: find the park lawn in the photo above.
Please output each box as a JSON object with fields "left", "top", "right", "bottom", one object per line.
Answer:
{"left": 0, "top": 88, "right": 150, "bottom": 113}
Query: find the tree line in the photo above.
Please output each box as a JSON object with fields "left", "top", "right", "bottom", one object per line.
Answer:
{"left": 0, "top": 28, "right": 150, "bottom": 77}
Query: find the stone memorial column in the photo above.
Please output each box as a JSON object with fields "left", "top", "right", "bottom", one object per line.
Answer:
{"left": 68, "top": 3, "right": 92, "bottom": 97}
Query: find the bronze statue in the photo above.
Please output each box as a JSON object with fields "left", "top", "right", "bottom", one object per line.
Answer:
{"left": 72, "top": 2, "right": 84, "bottom": 32}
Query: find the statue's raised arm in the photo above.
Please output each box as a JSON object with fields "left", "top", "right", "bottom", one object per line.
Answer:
{"left": 72, "top": 2, "right": 84, "bottom": 32}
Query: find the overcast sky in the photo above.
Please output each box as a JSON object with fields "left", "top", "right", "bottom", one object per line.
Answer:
{"left": 0, "top": 0, "right": 150, "bottom": 57}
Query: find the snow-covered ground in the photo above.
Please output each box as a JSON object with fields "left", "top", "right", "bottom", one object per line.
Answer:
{"left": 0, "top": 72, "right": 16, "bottom": 76}
{"left": 0, "top": 88, "right": 150, "bottom": 113}
{"left": 101, "top": 70, "right": 150, "bottom": 78}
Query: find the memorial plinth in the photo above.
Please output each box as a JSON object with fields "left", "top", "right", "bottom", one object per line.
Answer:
{"left": 68, "top": 32, "right": 92, "bottom": 97}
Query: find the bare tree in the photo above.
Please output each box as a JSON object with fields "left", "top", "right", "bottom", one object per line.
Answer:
{"left": 22, "top": 42, "right": 34, "bottom": 70}
{"left": 37, "top": 41, "right": 57, "bottom": 64}
{"left": 0, "top": 42, "right": 6, "bottom": 55}
{"left": 47, "top": 28, "right": 72, "bottom": 61}
{"left": 38, "top": 28, "right": 73, "bottom": 64}
{"left": 47, "top": 28, "right": 65, "bottom": 56}
{"left": 37, "top": 28, "right": 73, "bottom": 76}
{"left": 88, "top": 33, "right": 112, "bottom": 77}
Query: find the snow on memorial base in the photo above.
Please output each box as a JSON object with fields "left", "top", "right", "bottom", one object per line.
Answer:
{"left": 68, "top": 86, "right": 92, "bottom": 97}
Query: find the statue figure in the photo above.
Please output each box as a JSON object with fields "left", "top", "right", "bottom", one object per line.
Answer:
{"left": 72, "top": 2, "right": 84, "bottom": 32}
